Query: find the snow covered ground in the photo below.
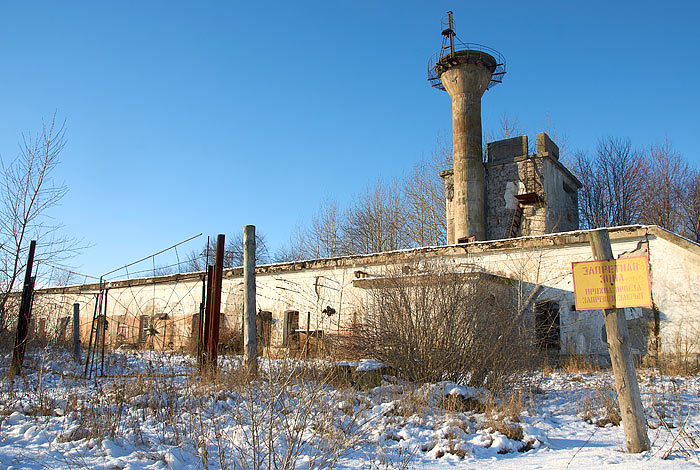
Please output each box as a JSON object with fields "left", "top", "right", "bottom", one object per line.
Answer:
{"left": 0, "top": 346, "right": 698, "bottom": 469}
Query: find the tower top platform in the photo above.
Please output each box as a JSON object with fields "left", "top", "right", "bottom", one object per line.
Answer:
{"left": 428, "top": 44, "right": 506, "bottom": 91}
{"left": 427, "top": 12, "right": 506, "bottom": 91}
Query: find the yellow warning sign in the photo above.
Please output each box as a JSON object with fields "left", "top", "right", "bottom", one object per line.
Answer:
{"left": 572, "top": 256, "right": 652, "bottom": 310}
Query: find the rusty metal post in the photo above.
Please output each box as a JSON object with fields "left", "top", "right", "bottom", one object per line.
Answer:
{"left": 206, "top": 234, "right": 225, "bottom": 369}
{"left": 243, "top": 225, "right": 258, "bottom": 377}
{"left": 199, "top": 265, "right": 214, "bottom": 366}
{"left": 196, "top": 236, "right": 210, "bottom": 361}
{"left": 9, "top": 240, "right": 37, "bottom": 378}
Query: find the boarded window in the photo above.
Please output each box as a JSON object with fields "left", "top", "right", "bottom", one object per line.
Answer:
{"left": 283, "top": 310, "right": 299, "bottom": 348}
{"left": 257, "top": 311, "right": 273, "bottom": 349}
{"left": 535, "top": 301, "right": 560, "bottom": 351}
{"left": 138, "top": 315, "right": 149, "bottom": 343}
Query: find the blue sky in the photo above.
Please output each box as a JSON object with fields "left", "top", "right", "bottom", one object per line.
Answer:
{"left": 1, "top": 1, "right": 698, "bottom": 279}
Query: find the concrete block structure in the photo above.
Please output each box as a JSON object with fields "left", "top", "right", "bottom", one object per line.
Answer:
{"left": 27, "top": 226, "right": 700, "bottom": 364}
{"left": 441, "top": 132, "right": 581, "bottom": 243}
{"left": 485, "top": 132, "right": 581, "bottom": 240}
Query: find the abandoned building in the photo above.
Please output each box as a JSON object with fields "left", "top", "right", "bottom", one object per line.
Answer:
{"left": 24, "top": 14, "right": 700, "bottom": 364}
{"left": 28, "top": 225, "right": 700, "bottom": 364}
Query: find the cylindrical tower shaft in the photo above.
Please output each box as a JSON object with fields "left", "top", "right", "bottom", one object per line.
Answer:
{"left": 437, "top": 51, "right": 496, "bottom": 241}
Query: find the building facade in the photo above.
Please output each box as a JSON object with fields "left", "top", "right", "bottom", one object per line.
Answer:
{"left": 30, "top": 225, "right": 700, "bottom": 364}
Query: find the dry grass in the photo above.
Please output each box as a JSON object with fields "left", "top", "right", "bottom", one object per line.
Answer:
{"left": 560, "top": 355, "right": 601, "bottom": 374}
{"left": 656, "top": 357, "right": 700, "bottom": 377}
{"left": 478, "top": 391, "right": 527, "bottom": 448}
{"left": 1, "top": 348, "right": 394, "bottom": 469}
{"left": 579, "top": 385, "right": 621, "bottom": 427}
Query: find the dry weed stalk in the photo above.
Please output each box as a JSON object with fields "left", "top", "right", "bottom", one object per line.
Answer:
{"left": 654, "top": 404, "right": 700, "bottom": 461}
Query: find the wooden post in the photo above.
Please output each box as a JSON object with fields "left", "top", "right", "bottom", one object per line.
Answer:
{"left": 589, "top": 228, "right": 650, "bottom": 453}
{"left": 305, "top": 311, "right": 311, "bottom": 359}
{"left": 243, "top": 225, "right": 257, "bottom": 377}
{"left": 9, "top": 240, "right": 37, "bottom": 378}
{"left": 73, "top": 303, "right": 81, "bottom": 363}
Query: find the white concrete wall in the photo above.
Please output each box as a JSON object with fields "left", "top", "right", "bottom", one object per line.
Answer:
{"left": 648, "top": 233, "right": 700, "bottom": 358}
{"left": 30, "top": 226, "right": 700, "bottom": 361}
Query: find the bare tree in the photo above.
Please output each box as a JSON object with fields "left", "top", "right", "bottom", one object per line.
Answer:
{"left": 0, "top": 117, "right": 78, "bottom": 331}
{"left": 343, "top": 178, "right": 410, "bottom": 255}
{"left": 680, "top": 169, "right": 700, "bottom": 243}
{"left": 403, "top": 155, "right": 447, "bottom": 247}
{"left": 224, "top": 231, "right": 270, "bottom": 267}
{"left": 483, "top": 113, "right": 528, "bottom": 160}
{"left": 541, "top": 114, "right": 570, "bottom": 162}
{"left": 640, "top": 139, "right": 689, "bottom": 233}
{"left": 303, "top": 198, "right": 346, "bottom": 259}
{"left": 185, "top": 231, "right": 270, "bottom": 271}
{"left": 573, "top": 137, "right": 646, "bottom": 229}
{"left": 272, "top": 224, "right": 307, "bottom": 263}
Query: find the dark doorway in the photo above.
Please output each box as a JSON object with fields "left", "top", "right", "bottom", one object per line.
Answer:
{"left": 535, "top": 301, "right": 560, "bottom": 351}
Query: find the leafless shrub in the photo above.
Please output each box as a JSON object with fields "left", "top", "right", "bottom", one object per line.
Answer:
{"left": 218, "top": 327, "right": 244, "bottom": 355}
{"left": 196, "top": 360, "right": 376, "bottom": 470}
{"left": 656, "top": 410, "right": 700, "bottom": 462}
{"left": 650, "top": 379, "right": 700, "bottom": 461}
{"left": 0, "top": 116, "right": 81, "bottom": 332}
{"left": 347, "top": 257, "right": 535, "bottom": 390}
{"left": 367, "top": 444, "right": 417, "bottom": 469}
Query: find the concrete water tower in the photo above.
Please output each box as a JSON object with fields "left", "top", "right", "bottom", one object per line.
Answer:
{"left": 429, "top": 11, "right": 505, "bottom": 243}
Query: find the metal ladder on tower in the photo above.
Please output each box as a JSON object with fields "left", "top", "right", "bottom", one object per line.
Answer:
{"left": 508, "top": 204, "right": 524, "bottom": 238}
{"left": 506, "top": 158, "right": 543, "bottom": 239}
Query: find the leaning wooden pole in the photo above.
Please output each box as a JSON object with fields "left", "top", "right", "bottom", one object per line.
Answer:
{"left": 589, "top": 228, "right": 650, "bottom": 453}
{"left": 243, "top": 225, "right": 258, "bottom": 377}
{"left": 9, "top": 240, "right": 37, "bottom": 378}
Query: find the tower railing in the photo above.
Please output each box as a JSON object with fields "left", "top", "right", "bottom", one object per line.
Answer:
{"left": 428, "top": 41, "right": 506, "bottom": 91}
